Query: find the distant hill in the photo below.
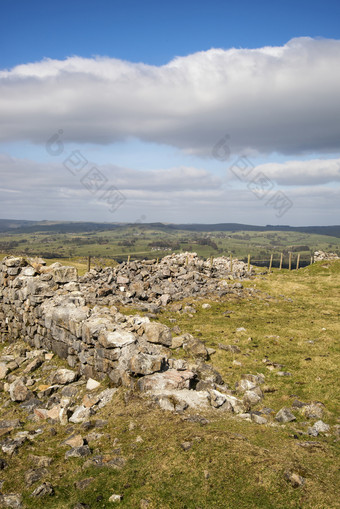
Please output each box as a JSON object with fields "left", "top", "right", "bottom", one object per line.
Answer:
{"left": 0, "top": 219, "right": 340, "bottom": 238}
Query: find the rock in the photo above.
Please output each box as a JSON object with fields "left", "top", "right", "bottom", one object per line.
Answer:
{"left": 52, "top": 368, "right": 78, "bottom": 385}
{"left": 171, "top": 336, "right": 186, "bottom": 349}
{"left": 182, "top": 336, "right": 208, "bottom": 360}
{"left": 251, "top": 413, "right": 267, "bottom": 425}
{"left": 275, "top": 407, "right": 296, "bottom": 423}
{"left": 0, "top": 363, "right": 9, "bottom": 379}
{"left": 25, "top": 468, "right": 48, "bottom": 486}
{"left": 143, "top": 323, "right": 172, "bottom": 346}
{"left": 86, "top": 378, "right": 100, "bottom": 391}
{"left": 219, "top": 344, "right": 241, "bottom": 353}
{"left": 97, "top": 388, "right": 117, "bottom": 408}
{"left": 181, "top": 441, "right": 193, "bottom": 451}
{"left": 202, "top": 303, "right": 211, "bottom": 309}
{"left": 52, "top": 264, "right": 78, "bottom": 283}
{"left": 208, "top": 389, "right": 228, "bottom": 409}
{"left": 62, "top": 434, "right": 85, "bottom": 448}
{"left": 302, "top": 402, "right": 324, "bottom": 419}
{"left": 109, "top": 494, "right": 122, "bottom": 503}
{"left": 29, "top": 455, "right": 52, "bottom": 467}
{"left": 69, "top": 406, "right": 92, "bottom": 424}
{"left": 98, "top": 329, "right": 136, "bottom": 349}
{"left": 235, "top": 379, "right": 257, "bottom": 393}
{"left": 9, "top": 378, "right": 28, "bottom": 402}
{"left": 308, "top": 420, "right": 330, "bottom": 436}
{"left": 224, "top": 394, "right": 245, "bottom": 414}
{"left": 0, "top": 493, "right": 22, "bottom": 508}
{"left": 284, "top": 471, "right": 305, "bottom": 488}
{"left": 243, "top": 389, "right": 263, "bottom": 409}
{"left": 138, "top": 370, "right": 195, "bottom": 392}
{"left": 23, "top": 356, "right": 43, "bottom": 374}
{"left": 129, "top": 353, "right": 165, "bottom": 375}
{"left": 65, "top": 445, "right": 91, "bottom": 459}
{"left": 31, "top": 482, "right": 54, "bottom": 497}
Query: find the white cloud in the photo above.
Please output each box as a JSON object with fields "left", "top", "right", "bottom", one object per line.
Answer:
{"left": 1, "top": 37, "right": 340, "bottom": 156}
{"left": 0, "top": 153, "right": 340, "bottom": 225}
{"left": 250, "top": 158, "right": 340, "bottom": 185}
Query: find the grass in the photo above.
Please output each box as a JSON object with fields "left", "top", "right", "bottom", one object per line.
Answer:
{"left": 0, "top": 261, "right": 339, "bottom": 508}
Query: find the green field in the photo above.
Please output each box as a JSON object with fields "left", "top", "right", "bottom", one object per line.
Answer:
{"left": 1, "top": 223, "right": 340, "bottom": 267}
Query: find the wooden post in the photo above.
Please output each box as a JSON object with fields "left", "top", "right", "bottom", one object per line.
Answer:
{"left": 269, "top": 254, "right": 273, "bottom": 272}
{"left": 288, "top": 252, "right": 292, "bottom": 271}
{"left": 127, "top": 254, "right": 131, "bottom": 264}
{"left": 296, "top": 253, "right": 300, "bottom": 270}
{"left": 185, "top": 256, "right": 188, "bottom": 267}
{"left": 230, "top": 254, "right": 233, "bottom": 272}
{"left": 247, "top": 254, "right": 251, "bottom": 272}
{"left": 279, "top": 252, "right": 283, "bottom": 270}
{"left": 156, "top": 257, "right": 159, "bottom": 265}
{"left": 310, "top": 255, "right": 313, "bottom": 265}
{"left": 210, "top": 255, "right": 213, "bottom": 268}
{"left": 87, "top": 255, "right": 91, "bottom": 272}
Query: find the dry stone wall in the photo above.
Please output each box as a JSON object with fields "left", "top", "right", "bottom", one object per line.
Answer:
{"left": 0, "top": 254, "right": 254, "bottom": 412}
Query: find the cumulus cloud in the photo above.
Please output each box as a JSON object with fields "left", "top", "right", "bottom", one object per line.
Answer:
{"left": 1, "top": 37, "right": 340, "bottom": 156}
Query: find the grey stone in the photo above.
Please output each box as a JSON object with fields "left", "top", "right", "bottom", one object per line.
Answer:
{"left": 275, "top": 407, "right": 296, "bottom": 423}
{"left": 65, "top": 445, "right": 91, "bottom": 459}
{"left": 52, "top": 368, "right": 78, "bottom": 385}
{"left": 31, "top": 482, "right": 54, "bottom": 497}
{"left": 143, "top": 322, "right": 172, "bottom": 346}
{"left": 9, "top": 378, "right": 28, "bottom": 402}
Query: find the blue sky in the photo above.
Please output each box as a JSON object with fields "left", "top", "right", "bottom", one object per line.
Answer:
{"left": 1, "top": 0, "right": 340, "bottom": 225}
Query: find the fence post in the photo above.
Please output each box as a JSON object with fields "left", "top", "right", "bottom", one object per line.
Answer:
{"left": 288, "top": 252, "right": 292, "bottom": 271}
{"left": 296, "top": 253, "right": 300, "bottom": 270}
{"left": 127, "top": 254, "right": 131, "bottom": 264}
{"left": 247, "top": 254, "right": 251, "bottom": 272}
{"left": 269, "top": 254, "right": 273, "bottom": 272}
{"left": 230, "top": 254, "right": 233, "bottom": 272}
{"left": 279, "top": 252, "right": 283, "bottom": 270}
{"left": 87, "top": 255, "right": 91, "bottom": 272}
{"left": 210, "top": 255, "right": 213, "bottom": 268}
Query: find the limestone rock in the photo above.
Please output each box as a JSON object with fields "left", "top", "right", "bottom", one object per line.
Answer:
{"left": 275, "top": 407, "right": 296, "bottom": 423}
{"left": 9, "top": 378, "right": 28, "bottom": 402}
{"left": 52, "top": 368, "right": 78, "bottom": 385}
{"left": 143, "top": 322, "right": 172, "bottom": 346}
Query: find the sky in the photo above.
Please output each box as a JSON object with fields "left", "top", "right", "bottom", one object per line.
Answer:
{"left": 1, "top": 0, "right": 340, "bottom": 226}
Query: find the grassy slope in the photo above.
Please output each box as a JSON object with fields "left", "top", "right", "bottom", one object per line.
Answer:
{"left": 0, "top": 262, "right": 339, "bottom": 508}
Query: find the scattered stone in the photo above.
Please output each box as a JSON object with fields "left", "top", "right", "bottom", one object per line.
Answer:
{"left": 251, "top": 413, "right": 268, "bottom": 425}
{"left": 62, "top": 434, "right": 85, "bottom": 448}
{"left": 0, "top": 493, "right": 22, "bottom": 508}
{"left": 52, "top": 368, "right": 78, "bottom": 385}
{"left": 201, "top": 303, "right": 211, "bottom": 310}
{"left": 31, "top": 482, "right": 54, "bottom": 497}
{"left": 219, "top": 344, "right": 241, "bottom": 353}
{"left": 86, "top": 378, "right": 100, "bottom": 391}
{"left": 65, "top": 445, "right": 91, "bottom": 459}
{"left": 9, "top": 378, "right": 28, "bottom": 402}
{"left": 25, "top": 468, "right": 48, "bottom": 486}
{"left": 69, "top": 406, "right": 92, "bottom": 424}
{"left": 181, "top": 441, "right": 193, "bottom": 451}
{"left": 284, "top": 471, "right": 305, "bottom": 488}
{"left": 308, "top": 420, "right": 330, "bottom": 436}
{"left": 275, "top": 408, "right": 296, "bottom": 423}
{"left": 109, "top": 494, "right": 122, "bottom": 503}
